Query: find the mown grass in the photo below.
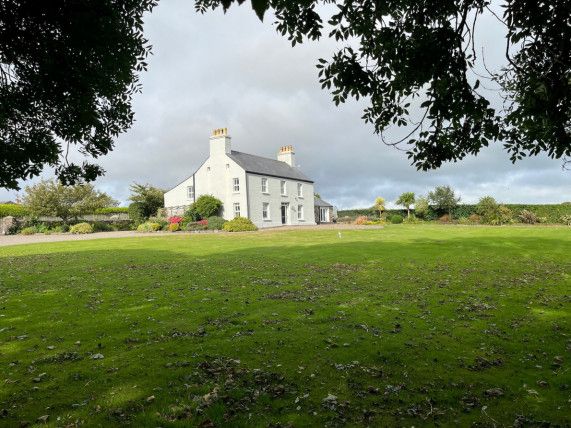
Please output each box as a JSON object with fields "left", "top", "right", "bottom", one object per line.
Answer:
{"left": 0, "top": 225, "right": 569, "bottom": 427}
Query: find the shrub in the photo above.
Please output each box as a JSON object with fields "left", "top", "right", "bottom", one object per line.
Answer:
{"left": 128, "top": 202, "right": 146, "bottom": 223}
{"left": 560, "top": 215, "right": 571, "bottom": 226}
{"left": 167, "top": 223, "right": 180, "bottom": 232}
{"left": 69, "top": 222, "right": 93, "bottom": 234}
{"left": 457, "top": 216, "right": 470, "bottom": 224}
{"left": 193, "top": 195, "right": 223, "bottom": 219}
{"left": 168, "top": 216, "right": 183, "bottom": 224}
{"left": 354, "top": 215, "right": 369, "bottom": 225}
{"left": 223, "top": 217, "right": 257, "bottom": 232}
{"left": 50, "top": 225, "right": 65, "bottom": 234}
{"left": 148, "top": 216, "right": 168, "bottom": 229}
{"left": 0, "top": 204, "right": 30, "bottom": 217}
{"left": 21, "top": 226, "right": 37, "bottom": 235}
{"left": 136, "top": 222, "right": 161, "bottom": 232}
{"left": 403, "top": 214, "right": 420, "bottom": 224}
{"left": 439, "top": 214, "right": 452, "bottom": 223}
{"left": 186, "top": 222, "right": 208, "bottom": 231}
{"left": 476, "top": 196, "right": 499, "bottom": 224}
{"left": 519, "top": 209, "right": 539, "bottom": 224}
{"left": 91, "top": 221, "right": 113, "bottom": 232}
{"left": 336, "top": 216, "right": 353, "bottom": 224}
{"left": 389, "top": 214, "right": 403, "bottom": 224}
{"left": 496, "top": 205, "right": 513, "bottom": 225}
{"left": 183, "top": 205, "right": 201, "bottom": 223}
{"left": 468, "top": 213, "right": 482, "bottom": 223}
{"left": 207, "top": 216, "right": 226, "bottom": 230}
{"left": 414, "top": 196, "right": 429, "bottom": 219}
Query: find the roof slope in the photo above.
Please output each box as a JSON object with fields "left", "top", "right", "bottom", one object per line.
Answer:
{"left": 227, "top": 151, "right": 313, "bottom": 183}
{"left": 314, "top": 196, "right": 333, "bottom": 207}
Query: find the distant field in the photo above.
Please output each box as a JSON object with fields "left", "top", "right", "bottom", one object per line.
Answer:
{"left": 0, "top": 225, "right": 569, "bottom": 427}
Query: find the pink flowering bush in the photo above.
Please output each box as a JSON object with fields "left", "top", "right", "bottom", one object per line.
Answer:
{"left": 198, "top": 219, "right": 208, "bottom": 226}
{"left": 168, "top": 216, "right": 183, "bottom": 224}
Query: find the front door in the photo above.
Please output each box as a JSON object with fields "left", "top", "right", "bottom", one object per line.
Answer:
{"left": 281, "top": 203, "right": 288, "bottom": 225}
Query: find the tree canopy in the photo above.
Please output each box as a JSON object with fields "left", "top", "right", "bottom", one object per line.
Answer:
{"left": 22, "top": 180, "right": 117, "bottom": 222}
{"left": 196, "top": 0, "right": 570, "bottom": 168}
{"left": 428, "top": 185, "right": 460, "bottom": 216}
{"left": 1, "top": 0, "right": 568, "bottom": 190}
{"left": 0, "top": 0, "right": 157, "bottom": 190}
{"left": 396, "top": 192, "right": 415, "bottom": 217}
{"left": 128, "top": 183, "right": 164, "bottom": 219}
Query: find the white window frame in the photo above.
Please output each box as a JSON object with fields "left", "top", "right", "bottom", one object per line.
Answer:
{"left": 297, "top": 204, "right": 304, "bottom": 220}
{"left": 233, "top": 203, "right": 241, "bottom": 218}
{"left": 280, "top": 180, "right": 287, "bottom": 195}
{"left": 262, "top": 202, "right": 270, "bottom": 220}
{"left": 261, "top": 177, "right": 268, "bottom": 193}
{"left": 297, "top": 183, "right": 303, "bottom": 197}
{"left": 233, "top": 178, "right": 240, "bottom": 192}
{"left": 187, "top": 185, "right": 194, "bottom": 199}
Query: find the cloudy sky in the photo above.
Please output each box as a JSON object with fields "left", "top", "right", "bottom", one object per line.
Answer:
{"left": 1, "top": 1, "right": 569, "bottom": 208}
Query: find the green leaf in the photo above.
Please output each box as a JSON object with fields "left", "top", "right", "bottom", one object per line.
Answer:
{"left": 251, "top": 0, "right": 269, "bottom": 21}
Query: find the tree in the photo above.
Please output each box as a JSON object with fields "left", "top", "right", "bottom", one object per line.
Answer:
{"left": 428, "top": 186, "right": 460, "bottom": 217}
{"left": 192, "top": 195, "right": 222, "bottom": 219}
{"left": 476, "top": 196, "right": 500, "bottom": 224}
{"left": 0, "top": 1, "right": 157, "bottom": 190}
{"left": 23, "top": 180, "right": 117, "bottom": 223}
{"left": 414, "top": 196, "right": 430, "bottom": 219}
{"left": 128, "top": 183, "right": 164, "bottom": 219}
{"left": 373, "top": 197, "right": 385, "bottom": 218}
{"left": 396, "top": 192, "right": 415, "bottom": 218}
{"left": 195, "top": 0, "right": 570, "bottom": 169}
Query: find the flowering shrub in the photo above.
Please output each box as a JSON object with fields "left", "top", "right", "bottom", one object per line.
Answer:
{"left": 168, "top": 216, "right": 183, "bottom": 224}
{"left": 167, "top": 223, "right": 180, "bottom": 232}
{"left": 518, "top": 209, "right": 538, "bottom": 224}
{"left": 198, "top": 219, "right": 208, "bottom": 226}
{"left": 354, "top": 215, "right": 369, "bottom": 225}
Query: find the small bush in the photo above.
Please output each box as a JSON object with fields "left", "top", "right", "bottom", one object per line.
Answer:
{"left": 186, "top": 222, "right": 208, "bottom": 232}
{"left": 438, "top": 214, "right": 452, "bottom": 223}
{"left": 168, "top": 216, "right": 183, "bottom": 224}
{"left": 403, "top": 214, "right": 420, "bottom": 224}
{"left": 207, "top": 216, "right": 226, "bottom": 230}
{"left": 69, "top": 223, "right": 93, "bottom": 234}
{"left": 193, "top": 195, "right": 223, "bottom": 219}
{"left": 468, "top": 213, "right": 481, "bottom": 223}
{"left": 183, "top": 205, "right": 201, "bottom": 223}
{"left": 519, "top": 209, "right": 539, "bottom": 224}
{"left": 336, "top": 216, "right": 353, "bottom": 224}
{"left": 136, "top": 222, "right": 161, "bottom": 232}
{"left": 560, "top": 214, "right": 571, "bottom": 226}
{"left": 354, "top": 215, "right": 369, "bottom": 225}
{"left": 91, "top": 222, "right": 113, "bottom": 232}
{"left": 128, "top": 202, "right": 146, "bottom": 223}
{"left": 389, "top": 214, "right": 403, "bottom": 224}
{"left": 148, "top": 216, "right": 168, "bottom": 229}
{"left": 50, "top": 225, "right": 65, "bottom": 234}
{"left": 167, "top": 223, "right": 180, "bottom": 232}
{"left": 457, "top": 216, "right": 470, "bottom": 224}
{"left": 223, "top": 217, "right": 257, "bottom": 232}
{"left": 21, "top": 226, "right": 37, "bottom": 235}
{"left": 36, "top": 223, "right": 50, "bottom": 234}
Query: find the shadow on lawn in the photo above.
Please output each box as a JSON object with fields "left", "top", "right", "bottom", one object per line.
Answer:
{"left": 0, "top": 234, "right": 569, "bottom": 426}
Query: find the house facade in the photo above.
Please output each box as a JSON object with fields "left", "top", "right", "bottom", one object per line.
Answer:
{"left": 164, "top": 128, "right": 317, "bottom": 228}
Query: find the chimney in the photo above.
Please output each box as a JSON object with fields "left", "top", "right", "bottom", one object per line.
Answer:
{"left": 209, "top": 128, "right": 231, "bottom": 157}
{"left": 277, "top": 145, "right": 295, "bottom": 167}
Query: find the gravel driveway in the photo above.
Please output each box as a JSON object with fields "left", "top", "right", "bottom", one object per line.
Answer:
{"left": 0, "top": 224, "right": 383, "bottom": 247}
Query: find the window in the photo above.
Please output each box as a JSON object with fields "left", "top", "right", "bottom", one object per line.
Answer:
{"left": 261, "top": 177, "right": 268, "bottom": 193}
{"left": 233, "top": 178, "right": 240, "bottom": 192}
{"left": 187, "top": 186, "right": 194, "bottom": 199}
{"left": 233, "top": 203, "right": 240, "bottom": 218}
{"left": 280, "top": 180, "right": 286, "bottom": 195}
{"left": 297, "top": 204, "right": 304, "bottom": 220}
{"left": 297, "top": 183, "right": 303, "bottom": 197}
{"left": 262, "top": 202, "right": 270, "bottom": 220}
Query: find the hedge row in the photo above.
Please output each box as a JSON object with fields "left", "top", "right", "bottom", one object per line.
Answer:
{"left": 94, "top": 207, "right": 130, "bottom": 214}
{"left": 0, "top": 204, "right": 30, "bottom": 217}
{"left": 338, "top": 204, "right": 571, "bottom": 223}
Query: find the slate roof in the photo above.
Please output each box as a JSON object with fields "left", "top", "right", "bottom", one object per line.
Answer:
{"left": 314, "top": 196, "right": 333, "bottom": 207}
{"left": 227, "top": 151, "right": 313, "bottom": 183}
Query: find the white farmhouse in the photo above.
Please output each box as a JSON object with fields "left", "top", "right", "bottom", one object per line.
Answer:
{"left": 164, "top": 128, "right": 318, "bottom": 228}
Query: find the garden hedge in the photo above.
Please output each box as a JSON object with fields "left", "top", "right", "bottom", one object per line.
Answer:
{"left": 0, "top": 204, "right": 29, "bottom": 217}
{"left": 338, "top": 203, "right": 571, "bottom": 223}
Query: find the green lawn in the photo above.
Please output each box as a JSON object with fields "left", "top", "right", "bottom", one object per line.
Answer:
{"left": 0, "top": 225, "right": 569, "bottom": 427}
